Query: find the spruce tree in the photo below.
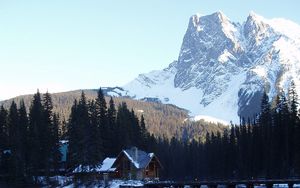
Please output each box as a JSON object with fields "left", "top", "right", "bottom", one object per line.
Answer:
{"left": 115, "top": 103, "right": 131, "bottom": 151}
{"left": 67, "top": 99, "right": 79, "bottom": 168}
{"left": 52, "top": 113, "right": 62, "bottom": 173}
{"left": 88, "top": 100, "right": 103, "bottom": 165}
{"left": 7, "top": 101, "right": 21, "bottom": 181}
{"left": 258, "top": 91, "right": 272, "bottom": 177}
{"left": 95, "top": 88, "right": 107, "bottom": 156}
{"left": 18, "top": 100, "right": 28, "bottom": 180}
{"left": 78, "top": 91, "right": 90, "bottom": 165}
{"left": 0, "top": 106, "right": 8, "bottom": 177}
{"left": 107, "top": 97, "right": 117, "bottom": 156}
{"left": 288, "top": 81, "right": 299, "bottom": 174}
{"left": 67, "top": 91, "right": 91, "bottom": 167}
{"left": 139, "top": 115, "right": 149, "bottom": 150}
{"left": 0, "top": 105, "right": 8, "bottom": 153}
{"left": 42, "top": 92, "right": 53, "bottom": 176}
{"left": 28, "top": 91, "right": 45, "bottom": 177}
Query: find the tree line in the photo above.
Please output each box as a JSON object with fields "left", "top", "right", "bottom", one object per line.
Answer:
{"left": 66, "top": 89, "right": 150, "bottom": 168}
{"left": 151, "top": 82, "right": 300, "bottom": 180}
{"left": 0, "top": 88, "right": 152, "bottom": 185}
{"left": 1, "top": 84, "right": 300, "bottom": 184}
{"left": 0, "top": 91, "right": 61, "bottom": 184}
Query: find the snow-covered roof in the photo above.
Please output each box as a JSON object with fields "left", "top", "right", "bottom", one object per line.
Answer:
{"left": 72, "top": 157, "right": 116, "bottom": 173}
{"left": 99, "top": 157, "right": 116, "bottom": 172}
{"left": 120, "top": 147, "right": 157, "bottom": 169}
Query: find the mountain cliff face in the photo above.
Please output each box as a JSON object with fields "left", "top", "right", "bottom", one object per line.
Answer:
{"left": 118, "top": 11, "right": 300, "bottom": 123}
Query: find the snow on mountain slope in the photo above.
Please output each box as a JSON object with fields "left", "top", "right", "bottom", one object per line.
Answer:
{"left": 118, "top": 11, "right": 300, "bottom": 124}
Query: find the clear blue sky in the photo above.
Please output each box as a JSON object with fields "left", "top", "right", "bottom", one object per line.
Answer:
{"left": 0, "top": 0, "right": 299, "bottom": 100}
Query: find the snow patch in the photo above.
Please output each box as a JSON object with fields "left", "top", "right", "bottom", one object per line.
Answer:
{"left": 218, "top": 49, "right": 235, "bottom": 63}
{"left": 192, "top": 115, "right": 229, "bottom": 125}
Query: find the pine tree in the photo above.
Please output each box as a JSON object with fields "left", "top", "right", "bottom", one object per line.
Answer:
{"left": 258, "top": 91, "right": 272, "bottom": 177}
{"left": 107, "top": 97, "right": 117, "bottom": 156}
{"left": 51, "top": 113, "right": 62, "bottom": 173}
{"left": 18, "top": 100, "right": 28, "bottom": 180}
{"left": 229, "top": 126, "right": 237, "bottom": 178}
{"left": 88, "top": 100, "right": 103, "bottom": 165}
{"left": 0, "top": 106, "right": 8, "bottom": 177}
{"left": 115, "top": 103, "right": 131, "bottom": 151}
{"left": 288, "top": 81, "right": 299, "bottom": 174}
{"left": 28, "top": 91, "right": 46, "bottom": 177}
{"left": 0, "top": 105, "right": 8, "bottom": 153}
{"left": 67, "top": 91, "right": 92, "bottom": 167}
{"left": 139, "top": 115, "right": 149, "bottom": 151}
{"left": 67, "top": 99, "right": 79, "bottom": 168}
{"left": 42, "top": 92, "right": 54, "bottom": 176}
{"left": 130, "top": 109, "right": 141, "bottom": 147}
{"left": 78, "top": 91, "right": 91, "bottom": 165}
{"left": 279, "top": 93, "right": 291, "bottom": 176}
{"left": 95, "top": 88, "right": 107, "bottom": 156}
{"left": 7, "top": 101, "right": 21, "bottom": 181}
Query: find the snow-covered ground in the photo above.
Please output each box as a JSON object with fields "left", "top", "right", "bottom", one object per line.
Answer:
{"left": 37, "top": 176, "right": 300, "bottom": 188}
{"left": 39, "top": 176, "right": 145, "bottom": 188}
{"left": 61, "top": 179, "right": 143, "bottom": 188}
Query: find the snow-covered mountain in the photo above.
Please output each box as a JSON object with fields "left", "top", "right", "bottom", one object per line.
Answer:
{"left": 116, "top": 11, "right": 300, "bottom": 124}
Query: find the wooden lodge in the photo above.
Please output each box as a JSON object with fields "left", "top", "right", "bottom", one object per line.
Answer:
{"left": 112, "top": 147, "right": 162, "bottom": 180}
{"left": 71, "top": 147, "right": 162, "bottom": 181}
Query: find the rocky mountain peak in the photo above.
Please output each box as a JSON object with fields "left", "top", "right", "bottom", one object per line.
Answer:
{"left": 118, "top": 12, "right": 300, "bottom": 124}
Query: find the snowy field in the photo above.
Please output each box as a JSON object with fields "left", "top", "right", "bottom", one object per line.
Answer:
{"left": 37, "top": 176, "right": 300, "bottom": 188}
{"left": 38, "top": 176, "right": 144, "bottom": 188}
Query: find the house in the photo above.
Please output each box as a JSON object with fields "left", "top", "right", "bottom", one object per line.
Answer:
{"left": 111, "top": 147, "right": 162, "bottom": 180}
{"left": 71, "top": 147, "right": 162, "bottom": 181}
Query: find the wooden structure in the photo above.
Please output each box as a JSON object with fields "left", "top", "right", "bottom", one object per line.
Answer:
{"left": 144, "top": 178, "right": 300, "bottom": 188}
{"left": 112, "top": 147, "right": 162, "bottom": 180}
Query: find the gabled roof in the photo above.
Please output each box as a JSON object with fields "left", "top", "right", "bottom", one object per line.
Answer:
{"left": 100, "top": 157, "right": 116, "bottom": 172}
{"left": 113, "top": 147, "right": 162, "bottom": 169}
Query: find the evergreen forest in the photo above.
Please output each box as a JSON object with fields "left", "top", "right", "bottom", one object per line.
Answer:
{"left": 1, "top": 84, "right": 300, "bottom": 186}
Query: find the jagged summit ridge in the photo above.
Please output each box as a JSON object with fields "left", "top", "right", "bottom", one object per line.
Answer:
{"left": 118, "top": 12, "right": 300, "bottom": 124}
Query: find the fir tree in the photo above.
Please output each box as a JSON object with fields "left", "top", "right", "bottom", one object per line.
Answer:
{"left": 288, "top": 81, "right": 299, "bottom": 173}
{"left": 28, "top": 91, "right": 45, "bottom": 177}
{"left": 7, "top": 101, "right": 21, "bottom": 181}
{"left": 42, "top": 92, "right": 54, "bottom": 176}
{"left": 18, "top": 100, "right": 28, "bottom": 180}
{"left": 0, "top": 105, "right": 8, "bottom": 153}
{"left": 67, "top": 99, "right": 79, "bottom": 168}
{"left": 139, "top": 115, "right": 149, "bottom": 150}
{"left": 0, "top": 105, "right": 9, "bottom": 176}
{"left": 88, "top": 100, "right": 103, "bottom": 165}
{"left": 258, "top": 91, "right": 272, "bottom": 177}
{"left": 95, "top": 88, "right": 107, "bottom": 156}
{"left": 107, "top": 97, "right": 117, "bottom": 156}
{"left": 51, "top": 113, "right": 62, "bottom": 173}
{"left": 67, "top": 91, "right": 92, "bottom": 167}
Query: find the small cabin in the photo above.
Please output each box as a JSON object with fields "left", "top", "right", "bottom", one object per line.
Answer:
{"left": 71, "top": 147, "right": 162, "bottom": 181}
{"left": 111, "top": 147, "right": 162, "bottom": 180}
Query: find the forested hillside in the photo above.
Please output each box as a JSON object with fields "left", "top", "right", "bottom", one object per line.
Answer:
{"left": 0, "top": 89, "right": 225, "bottom": 140}
{"left": 1, "top": 84, "right": 300, "bottom": 186}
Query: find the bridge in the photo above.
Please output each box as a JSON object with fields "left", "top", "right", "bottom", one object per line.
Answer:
{"left": 144, "top": 179, "right": 300, "bottom": 188}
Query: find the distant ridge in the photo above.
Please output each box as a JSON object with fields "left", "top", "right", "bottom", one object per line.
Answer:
{"left": 0, "top": 88, "right": 225, "bottom": 141}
